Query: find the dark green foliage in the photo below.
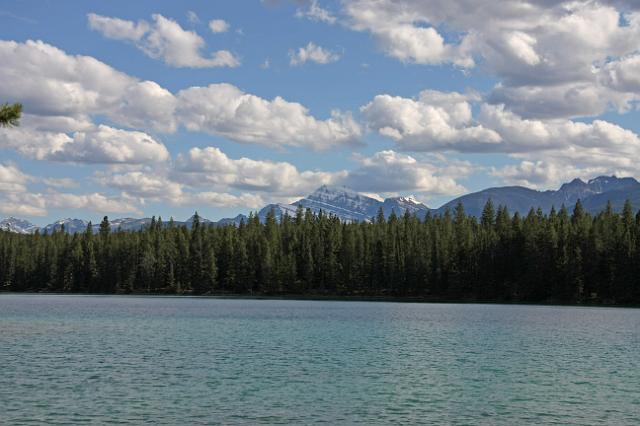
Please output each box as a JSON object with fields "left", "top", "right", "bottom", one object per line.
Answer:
{"left": 0, "top": 102, "right": 22, "bottom": 127}
{"left": 1, "top": 200, "right": 639, "bottom": 304}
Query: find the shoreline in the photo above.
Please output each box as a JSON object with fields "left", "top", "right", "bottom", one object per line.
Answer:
{"left": 1, "top": 291, "right": 638, "bottom": 309}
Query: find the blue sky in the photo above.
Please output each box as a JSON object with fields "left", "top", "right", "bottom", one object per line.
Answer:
{"left": 1, "top": 0, "right": 639, "bottom": 225}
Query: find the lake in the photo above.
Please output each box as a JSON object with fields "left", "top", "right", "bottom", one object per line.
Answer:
{"left": 1, "top": 295, "right": 639, "bottom": 425}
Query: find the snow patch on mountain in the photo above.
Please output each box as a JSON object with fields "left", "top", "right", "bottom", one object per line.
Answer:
{"left": 0, "top": 217, "right": 39, "bottom": 234}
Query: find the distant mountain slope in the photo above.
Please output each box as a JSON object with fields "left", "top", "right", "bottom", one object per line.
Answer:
{"left": 293, "top": 186, "right": 382, "bottom": 222}
{"left": 257, "top": 203, "right": 299, "bottom": 222}
{"left": 382, "top": 196, "right": 430, "bottom": 218}
{"left": 0, "top": 217, "right": 39, "bottom": 234}
{"left": 2, "top": 176, "right": 639, "bottom": 234}
{"left": 43, "top": 218, "right": 89, "bottom": 234}
{"left": 256, "top": 186, "right": 432, "bottom": 223}
{"left": 438, "top": 176, "right": 640, "bottom": 217}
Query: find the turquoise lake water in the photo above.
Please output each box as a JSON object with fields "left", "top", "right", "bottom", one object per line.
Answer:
{"left": 1, "top": 295, "right": 639, "bottom": 425}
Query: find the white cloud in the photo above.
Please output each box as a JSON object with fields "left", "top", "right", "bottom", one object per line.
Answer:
{"left": 97, "top": 165, "right": 269, "bottom": 210}
{"left": 341, "top": 0, "right": 640, "bottom": 118}
{"left": 0, "top": 193, "right": 47, "bottom": 217}
{"left": 0, "top": 40, "right": 357, "bottom": 153}
{"left": 484, "top": 108, "right": 640, "bottom": 188}
{"left": 490, "top": 161, "right": 605, "bottom": 189}
{"left": 343, "top": 0, "right": 474, "bottom": 67}
{"left": 175, "top": 146, "right": 343, "bottom": 196}
{"left": 176, "top": 83, "right": 361, "bottom": 149}
{"left": 504, "top": 31, "right": 541, "bottom": 66}
{"left": 599, "top": 54, "right": 640, "bottom": 93}
{"left": 0, "top": 163, "right": 30, "bottom": 193}
{"left": 295, "top": 0, "right": 336, "bottom": 25}
{"left": 0, "top": 124, "right": 170, "bottom": 164}
{"left": 363, "top": 89, "right": 640, "bottom": 161}
{"left": 363, "top": 88, "right": 640, "bottom": 187}
{"left": 108, "top": 80, "right": 178, "bottom": 133}
{"left": 289, "top": 42, "right": 340, "bottom": 66}
{"left": 89, "top": 13, "right": 240, "bottom": 68}
{"left": 0, "top": 190, "right": 142, "bottom": 217}
{"left": 173, "top": 146, "right": 468, "bottom": 199}
{"left": 486, "top": 83, "right": 628, "bottom": 120}
{"left": 0, "top": 40, "right": 176, "bottom": 135}
{"left": 98, "top": 170, "right": 183, "bottom": 199}
{"left": 87, "top": 13, "right": 149, "bottom": 41}
{"left": 47, "top": 192, "right": 143, "bottom": 215}
{"left": 209, "top": 19, "right": 230, "bottom": 33}
{"left": 477, "top": 104, "right": 640, "bottom": 156}
{"left": 342, "top": 150, "right": 467, "bottom": 196}
{"left": 0, "top": 39, "right": 135, "bottom": 118}
{"left": 175, "top": 192, "right": 265, "bottom": 209}
{"left": 361, "top": 90, "right": 501, "bottom": 151}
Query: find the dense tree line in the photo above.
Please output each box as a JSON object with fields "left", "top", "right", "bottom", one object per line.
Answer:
{"left": 1, "top": 200, "right": 640, "bottom": 305}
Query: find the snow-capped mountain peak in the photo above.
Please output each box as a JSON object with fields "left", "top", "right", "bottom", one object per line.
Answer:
{"left": 43, "top": 218, "right": 89, "bottom": 234}
{"left": 299, "top": 185, "right": 382, "bottom": 221}
{"left": 0, "top": 217, "right": 39, "bottom": 234}
{"left": 396, "top": 195, "right": 422, "bottom": 205}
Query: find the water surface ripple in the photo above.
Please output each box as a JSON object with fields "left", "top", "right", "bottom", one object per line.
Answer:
{"left": 1, "top": 295, "right": 639, "bottom": 424}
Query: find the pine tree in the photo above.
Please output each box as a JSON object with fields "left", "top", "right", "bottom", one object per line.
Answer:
{"left": 0, "top": 102, "right": 22, "bottom": 127}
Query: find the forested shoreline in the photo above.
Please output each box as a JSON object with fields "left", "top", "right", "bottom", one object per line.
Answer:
{"left": 2, "top": 199, "right": 640, "bottom": 305}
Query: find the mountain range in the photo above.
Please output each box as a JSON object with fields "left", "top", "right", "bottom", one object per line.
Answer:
{"left": 1, "top": 176, "right": 639, "bottom": 234}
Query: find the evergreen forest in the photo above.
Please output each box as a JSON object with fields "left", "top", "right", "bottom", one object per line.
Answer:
{"left": 2, "top": 199, "right": 640, "bottom": 305}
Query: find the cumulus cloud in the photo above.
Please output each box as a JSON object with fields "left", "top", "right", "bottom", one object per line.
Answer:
{"left": 98, "top": 170, "right": 183, "bottom": 200}
{"left": 176, "top": 83, "right": 361, "bottom": 149}
{"left": 91, "top": 157, "right": 284, "bottom": 212}
{"left": 0, "top": 40, "right": 175, "bottom": 134}
{"left": 490, "top": 161, "right": 605, "bottom": 189}
{"left": 361, "top": 90, "right": 501, "bottom": 151}
{"left": 484, "top": 106, "right": 640, "bottom": 188}
{"left": 88, "top": 13, "right": 240, "bottom": 68}
{"left": 98, "top": 166, "right": 268, "bottom": 210}
{"left": 47, "top": 192, "right": 143, "bottom": 215}
{"left": 0, "top": 163, "right": 30, "bottom": 193}
{"left": 0, "top": 40, "right": 359, "bottom": 154}
{"left": 363, "top": 89, "right": 640, "bottom": 159}
{"left": 478, "top": 104, "right": 640, "bottom": 156}
{"left": 289, "top": 42, "right": 341, "bottom": 66}
{"left": 108, "top": 80, "right": 178, "bottom": 133}
{"left": 86, "top": 13, "right": 149, "bottom": 41}
{"left": 341, "top": 0, "right": 640, "bottom": 118}
{"left": 175, "top": 146, "right": 343, "bottom": 195}
{"left": 343, "top": 0, "right": 474, "bottom": 67}
{"left": 175, "top": 192, "right": 265, "bottom": 209}
{"left": 0, "top": 193, "right": 47, "bottom": 217}
{"left": 295, "top": 0, "right": 337, "bottom": 24}
{"left": 0, "top": 190, "right": 142, "bottom": 217}
{"left": 172, "top": 146, "right": 469, "bottom": 199}
{"left": 364, "top": 88, "right": 640, "bottom": 187}
{"left": 92, "top": 145, "right": 470, "bottom": 210}
{"left": 0, "top": 124, "right": 169, "bottom": 164}
{"left": 342, "top": 150, "right": 467, "bottom": 196}
{"left": 209, "top": 19, "right": 230, "bottom": 33}
{"left": 0, "top": 39, "right": 135, "bottom": 118}
{"left": 599, "top": 54, "right": 640, "bottom": 93}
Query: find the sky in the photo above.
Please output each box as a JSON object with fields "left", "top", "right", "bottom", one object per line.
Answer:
{"left": 1, "top": 0, "right": 639, "bottom": 225}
